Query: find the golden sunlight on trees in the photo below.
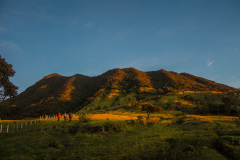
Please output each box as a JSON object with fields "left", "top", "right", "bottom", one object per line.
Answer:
{"left": 139, "top": 104, "right": 163, "bottom": 122}
{"left": 0, "top": 55, "right": 18, "bottom": 102}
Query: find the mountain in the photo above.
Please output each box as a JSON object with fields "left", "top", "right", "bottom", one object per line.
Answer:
{"left": 0, "top": 68, "right": 235, "bottom": 119}
{"left": 147, "top": 70, "right": 233, "bottom": 91}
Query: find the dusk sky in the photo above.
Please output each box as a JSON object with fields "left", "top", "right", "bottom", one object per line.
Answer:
{"left": 0, "top": 0, "right": 240, "bottom": 93}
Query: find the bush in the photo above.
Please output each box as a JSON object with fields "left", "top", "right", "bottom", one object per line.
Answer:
{"left": 78, "top": 113, "right": 90, "bottom": 123}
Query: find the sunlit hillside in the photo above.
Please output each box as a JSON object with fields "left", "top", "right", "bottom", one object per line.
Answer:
{"left": 0, "top": 68, "right": 237, "bottom": 119}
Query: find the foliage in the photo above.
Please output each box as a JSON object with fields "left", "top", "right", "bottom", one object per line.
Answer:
{"left": 0, "top": 55, "right": 18, "bottom": 102}
{"left": 78, "top": 113, "right": 90, "bottom": 123}
{"left": 0, "top": 67, "right": 237, "bottom": 119}
{"left": 0, "top": 114, "right": 239, "bottom": 160}
{"left": 139, "top": 103, "right": 163, "bottom": 121}
{"left": 224, "top": 90, "right": 240, "bottom": 118}
{"left": 148, "top": 69, "right": 234, "bottom": 92}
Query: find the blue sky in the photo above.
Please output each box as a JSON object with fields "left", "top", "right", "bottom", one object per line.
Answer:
{"left": 0, "top": 0, "right": 240, "bottom": 93}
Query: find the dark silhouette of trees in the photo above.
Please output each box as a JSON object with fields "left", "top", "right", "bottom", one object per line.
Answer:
{"left": 0, "top": 55, "right": 18, "bottom": 102}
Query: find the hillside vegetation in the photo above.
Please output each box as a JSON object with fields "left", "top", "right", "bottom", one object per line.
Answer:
{"left": 0, "top": 68, "right": 237, "bottom": 119}
{"left": 0, "top": 67, "right": 239, "bottom": 159}
{"left": 0, "top": 112, "right": 239, "bottom": 160}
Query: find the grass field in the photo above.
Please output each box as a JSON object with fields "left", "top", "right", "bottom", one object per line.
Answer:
{"left": 0, "top": 111, "right": 239, "bottom": 160}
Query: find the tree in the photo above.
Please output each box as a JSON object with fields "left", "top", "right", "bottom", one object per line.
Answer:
{"left": 0, "top": 55, "right": 18, "bottom": 102}
{"left": 139, "top": 104, "right": 163, "bottom": 122}
{"left": 225, "top": 90, "right": 240, "bottom": 119}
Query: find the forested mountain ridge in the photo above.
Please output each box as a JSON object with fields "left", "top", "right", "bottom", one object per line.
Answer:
{"left": 0, "top": 68, "right": 236, "bottom": 119}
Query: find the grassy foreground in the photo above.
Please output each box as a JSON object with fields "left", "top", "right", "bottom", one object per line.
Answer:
{"left": 0, "top": 112, "right": 240, "bottom": 160}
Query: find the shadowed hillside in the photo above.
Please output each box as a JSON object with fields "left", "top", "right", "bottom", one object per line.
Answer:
{"left": 0, "top": 68, "right": 236, "bottom": 119}
{"left": 147, "top": 70, "right": 233, "bottom": 91}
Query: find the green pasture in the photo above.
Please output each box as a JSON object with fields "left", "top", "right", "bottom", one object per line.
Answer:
{"left": 0, "top": 114, "right": 239, "bottom": 160}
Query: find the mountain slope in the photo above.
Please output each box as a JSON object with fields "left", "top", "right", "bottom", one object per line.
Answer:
{"left": 0, "top": 68, "right": 235, "bottom": 119}
{"left": 147, "top": 69, "right": 233, "bottom": 91}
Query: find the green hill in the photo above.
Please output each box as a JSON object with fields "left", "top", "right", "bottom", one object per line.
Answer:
{"left": 0, "top": 68, "right": 236, "bottom": 119}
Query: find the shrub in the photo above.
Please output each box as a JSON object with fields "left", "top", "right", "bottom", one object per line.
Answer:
{"left": 78, "top": 113, "right": 90, "bottom": 123}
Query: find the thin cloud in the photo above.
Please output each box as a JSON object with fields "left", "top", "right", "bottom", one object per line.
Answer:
{"left": 207, "top": 60, "right": 214, "bottom": 67}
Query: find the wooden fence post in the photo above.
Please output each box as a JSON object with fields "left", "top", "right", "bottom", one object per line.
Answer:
{"left": 7, "top": 125, "right": 9, "bottom": 133}
{"left": 21, "top": 123, "right": 23, "bottom": 129}
{"left": 17, "top": 124, "right": 18, "bottom": 131}
{"left": 0, "top": 124, "right": 2, "bottom": 133}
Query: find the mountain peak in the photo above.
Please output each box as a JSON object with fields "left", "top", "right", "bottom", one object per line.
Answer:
{"left": 43, "top": 73, "right": 64, "bottom": 79}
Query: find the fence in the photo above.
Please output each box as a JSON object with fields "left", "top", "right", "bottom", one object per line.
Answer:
{"left": 39, "top": 115, "right": 58, "bottom": 120}
{"left": 0, "top": 120, "right": 40, "bottom": 133}
{"left": 39, "top": 114, "right": 77, "bottom": 121}
{"left": 0, "top": 114, "right": 78, "bottom": 133}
